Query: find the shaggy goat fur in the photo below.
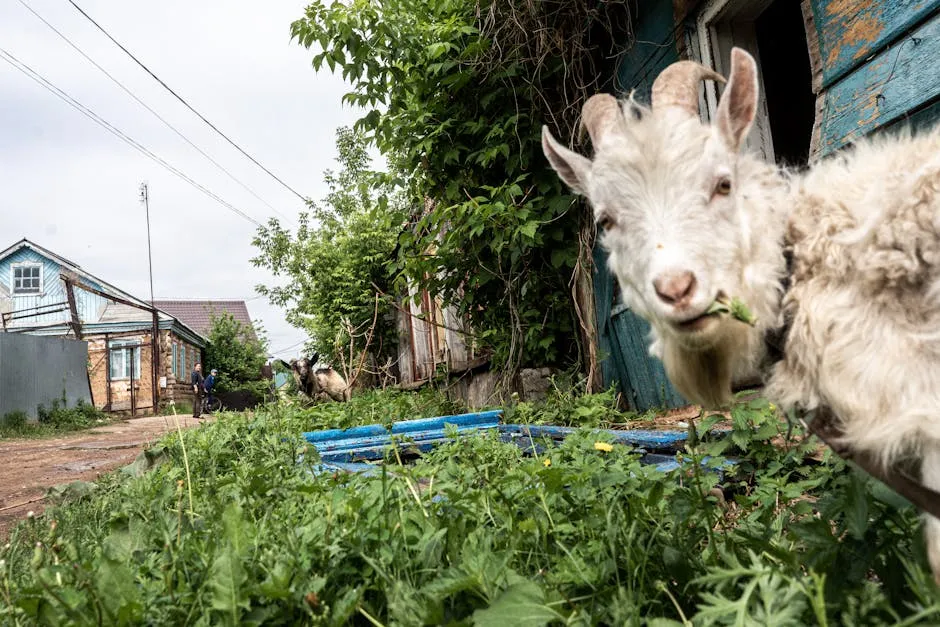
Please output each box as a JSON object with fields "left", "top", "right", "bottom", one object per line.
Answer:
{"left": 543, "top": 47, "right": 940, "bottom": 583}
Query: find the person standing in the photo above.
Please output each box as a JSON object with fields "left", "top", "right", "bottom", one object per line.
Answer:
{"left": 191, "top": 362, "right": 205, "bottom": 419}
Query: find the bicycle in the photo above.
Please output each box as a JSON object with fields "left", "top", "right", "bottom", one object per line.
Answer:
{"left": 201, "top": 393, "right": 222, "bottom": 414}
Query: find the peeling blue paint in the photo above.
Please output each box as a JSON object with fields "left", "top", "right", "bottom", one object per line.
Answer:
{"left": 810, "top": 0, "right": 940, "bottom": 90}
{"left": 820, "top": 10, "right": 940, "bottom": 155}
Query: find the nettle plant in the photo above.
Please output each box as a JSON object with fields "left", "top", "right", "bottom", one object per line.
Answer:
{"left": 290, "top": 0, "right": 633, "bottom": 374}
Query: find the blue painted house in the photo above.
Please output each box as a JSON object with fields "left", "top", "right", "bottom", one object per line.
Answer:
{"left": 595, "top": 0, "right": 940, "bottom": 410}
{"left": 0, "top": 239, "right": 206, "bottom": 414}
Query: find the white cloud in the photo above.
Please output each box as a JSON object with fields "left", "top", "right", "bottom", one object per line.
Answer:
{"left": 0, "top": 0, "right": 367, "bottom": 361}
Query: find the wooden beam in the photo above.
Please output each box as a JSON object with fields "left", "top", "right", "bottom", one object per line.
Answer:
{"left": 152, "top": 311, "right": 160, "bottom": 411}
{"left": 63, "top": 278, "right": 83, "bottom": 340}
{"left": 105, "top": 332, "right": 112, "bottom": 412}
{"left": 62, "top": 274, "right": 154, "bottom": 313}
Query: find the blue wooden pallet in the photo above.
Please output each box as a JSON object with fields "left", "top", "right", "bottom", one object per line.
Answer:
{"left": 302, "top": 410, "right": 735, "bottom": 478}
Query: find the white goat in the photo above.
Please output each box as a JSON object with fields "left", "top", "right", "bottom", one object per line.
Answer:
{"left": 542, "top": 47, "right": 940, "bottom": 583}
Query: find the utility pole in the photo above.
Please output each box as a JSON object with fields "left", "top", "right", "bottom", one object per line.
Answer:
{"left": 139, "top": 182, "right": 160, "bottom": 412}
{"left": 139, "top": 182, "right": 154, "bottom": 305}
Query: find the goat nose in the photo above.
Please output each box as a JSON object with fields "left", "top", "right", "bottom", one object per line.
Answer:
{"left": 653, "top": 271, "right": 697, "bottom": 306}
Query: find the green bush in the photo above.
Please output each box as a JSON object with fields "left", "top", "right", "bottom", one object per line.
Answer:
{"left": 1, "top": 410, "right": 27, "bottom": 428}
{"left": 36, "top": 397, "right": 105, "bottom": 429}
{"left": 2, "top": 396, "right": 106, "bottom": 438}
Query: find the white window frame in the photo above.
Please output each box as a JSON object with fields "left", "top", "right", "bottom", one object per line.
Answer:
{"left": 109, "top": 339, "right": 142, "bottom": 381}
{"left": 10, "top": 262, "right": 43, "bottom": 296}
{"left": 686, "top": 0, "right": 777, "bottom": 163}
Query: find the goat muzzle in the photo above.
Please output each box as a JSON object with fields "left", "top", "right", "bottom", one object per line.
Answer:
{"left": 651, "top": 61, "right": 726, "bottom": 117}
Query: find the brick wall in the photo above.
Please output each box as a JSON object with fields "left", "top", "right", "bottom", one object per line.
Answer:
{"left": 159, "top": 330, "right": 202, "bottom": 409}
{"left": 87, "top": 333, "right": 155, "bottom": 414}
{"left": 85, "top": 330, "right": 202, "bottom": 415}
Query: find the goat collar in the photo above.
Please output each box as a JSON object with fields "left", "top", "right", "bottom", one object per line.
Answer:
{"left": 762, "top": 248, "right": 794, "bottom": 369}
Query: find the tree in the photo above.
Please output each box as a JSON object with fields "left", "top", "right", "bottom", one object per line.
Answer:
{"left": 251, "top": 127, "right": 405, "bottom": 369}
{"left": 289, "top": 0, "right": 630, "bottom": 384}
{"left": 203, "top": 312, "right": 270, "bottom": 392}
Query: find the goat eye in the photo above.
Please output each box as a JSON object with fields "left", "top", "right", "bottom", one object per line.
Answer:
{"left": 715, "top": 178, "right": 732, "bottom": 196}
{"left": 596, "top": 214, "right": 615, "bottom": 231}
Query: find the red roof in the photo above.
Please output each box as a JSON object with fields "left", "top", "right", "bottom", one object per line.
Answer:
{"left": 152, "top": 300, "right": 256, "bottom": 340}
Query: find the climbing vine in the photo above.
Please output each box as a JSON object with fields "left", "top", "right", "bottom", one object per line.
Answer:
{"left": 290, "top": 0, "right": 633, "bottom": 376}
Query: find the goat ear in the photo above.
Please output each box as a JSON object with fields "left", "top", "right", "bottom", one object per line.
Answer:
{"left": 714, "top": 48, "right": 759, "bottom": 152}
{"left": 309, "top": 352, "right": 319, "bottom": 364}
{"left": 542, "top": 126, "right": 592, "bottom": 195}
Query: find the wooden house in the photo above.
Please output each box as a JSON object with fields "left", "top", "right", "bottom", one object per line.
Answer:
{"left": 0, "top": 239, "right": 207, "bottom": 415}
{"left": 594, "top": 0, "right": 940, "bottom": 411}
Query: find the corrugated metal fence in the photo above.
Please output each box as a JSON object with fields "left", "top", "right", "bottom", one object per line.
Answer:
{"left": 0, "top": 333, "right": 91, "bottom": 420}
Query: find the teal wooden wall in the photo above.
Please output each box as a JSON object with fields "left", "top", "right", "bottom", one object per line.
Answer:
{"left": 807, "top": 0, "right": 940, "bottom": 90}
{"left": 614, "top": 1, "right": 684, "bottom": 101}
{"left": 595, "top": 1, "right": 689, "bottom": 412}
{"left": 807, "top": 0, "right": 940, "bottom": 155}
{"left": 0, "top": 247, "right": 108, "bottom": 326}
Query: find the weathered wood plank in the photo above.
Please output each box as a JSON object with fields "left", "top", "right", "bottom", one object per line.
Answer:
{"left": 615, "top": 0, "right": 680, "bottom": 101}
{"left": 609, "top": 308, "right": 688, "bottom": 412}
{"left": 592, "top": 246, "right": 618, "bottom": 393}
{"left": 808, "top": 0, "right": 940, "bottom": 89}
{"left": 802, "top": 0, "right": 824, "bottom": 94}
{"left": 819, "top": 12, "right": 940, "bottom": 155}
{"left": 878, "top": 96, "right": 940, "bottom": 136}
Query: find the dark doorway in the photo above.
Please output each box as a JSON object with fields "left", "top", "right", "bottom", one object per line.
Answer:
{"left": 755, "top": 0, "right": 816, "bottom": 168}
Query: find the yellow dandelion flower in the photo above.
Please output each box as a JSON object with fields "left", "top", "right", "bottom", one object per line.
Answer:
{"left": 543, "top": 459, "right": 551, "bottom": 467}
{"left": 594, "top": 442, "right": 613, "bottom": 452}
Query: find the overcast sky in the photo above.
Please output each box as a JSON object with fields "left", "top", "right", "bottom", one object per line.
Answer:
{"left": 0, "top": 0, "right": 366, "bottom": 361}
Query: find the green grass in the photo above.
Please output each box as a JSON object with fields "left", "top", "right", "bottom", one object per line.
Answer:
{"left": 0, "top": 388, "right": 937, "bottom": 625}
{"left": 0, "top": 398, "right": 109, "bottom": 440}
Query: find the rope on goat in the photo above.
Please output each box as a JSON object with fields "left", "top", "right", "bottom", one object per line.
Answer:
{"left": 802, "top": 407, "right": 940, "bottom": 520}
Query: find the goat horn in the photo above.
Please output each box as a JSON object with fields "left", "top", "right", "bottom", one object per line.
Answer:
{"left": 651, "top": 60, "right": 726, "bottom": 116}
{"left": 580, "top": 93, "right": 623, "bottom": 147}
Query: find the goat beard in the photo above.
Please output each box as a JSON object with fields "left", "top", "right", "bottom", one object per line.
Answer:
{"left": 660, "top": 320, "right": 756, "bottom": 409}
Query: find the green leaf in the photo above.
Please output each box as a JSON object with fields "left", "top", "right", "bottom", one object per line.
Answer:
{"left": 96, "top": 560, "right": 143, "bottom": 622}
{"left": 209, "top": 551, "right": 249, "bottom": 622}
{"left": 519, "top": 222, "right": 538, "bottom": 239}
{"left": 331, "top": 587, "right": 362, "bottom": 626}
{"left": 844, "top": 472, "right": 870, "bottom": 540}
{"left": 472, "top": 581, "right": 559, "bottom": 627}
{"left": 209, "top": 502, "right": 254, "bottom": 623}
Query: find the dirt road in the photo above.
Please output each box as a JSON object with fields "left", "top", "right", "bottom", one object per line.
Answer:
{"left": 0, "top": 414, "right": 206, "bottom": 537}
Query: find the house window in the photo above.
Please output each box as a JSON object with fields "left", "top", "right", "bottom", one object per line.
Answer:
{"left": 11, "top": 263, "right": 42, "bottom": 295}
{"left": 688, "top": 0, "right": 815, "bottom": 167}
{"left": 109, "top": 339, "right": 141, "bottom": 380}
{"left": 171, "top": 343, "right": 178, "bottom": 378}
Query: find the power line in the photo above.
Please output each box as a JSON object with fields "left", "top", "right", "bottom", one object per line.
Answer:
{"left": 67, "top": 0, "right": 310, "bottom": 204}
{"left": 16, "top": 0, "right": 295, "bottom": 226}
{"left": 269, "top": 338, "right": 309, "bottom": 356}
{"left": 0, "top": 47, "right": 262, "bottom": 227}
